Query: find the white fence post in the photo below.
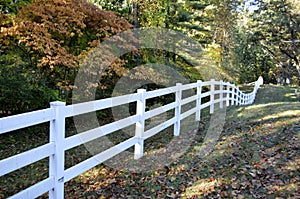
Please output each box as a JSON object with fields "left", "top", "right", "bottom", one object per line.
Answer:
{"left": 239, "top": 90, "right": 243, "bottom": 105}
{"left": 134, "top": 89, "right": 146, "bottom": 159}
{"left": 234, "top": 87, "right": 237, "bottom": 105}
{"left": 219, "top": 80, "right": 223, "bottom": 109}
{"left": 257, "top": 76, "right": 264, "bottom": 88}
{"left": 242, "top": 93, "right": 245, "bottom": 105}
{"left": 237, "top": 88, "right": 240, "bottom": 105}
{"left": 241, "top": 91, "right": 244, "bottom": 105}
{"left": 231, "top": 84, "right": 235, "bottom": 106}
{"left": 50, "top": 101, "right": 66, "bottom": 199}
{"left": 247, "top": 94, "right": 249, "bottom": 104}
{"left": 236, "top": 88, "right": 238, "bottom": 105}
{"left": 174, "top": 83, "right": 182, "bottom": 136}
{"left": 249, "top": 94, "right": 251, "bottom": 104}
{"left": 196, "top": 80, "right": 202, "bottom": 121}
{"left": 226, "top": 83, "right": 230, "bottom": 106}
{"left": 210, "top": 79, "right": 215, "bottom": 114}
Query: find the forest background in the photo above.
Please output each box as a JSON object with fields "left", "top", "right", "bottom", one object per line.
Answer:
{"left": 0, "top": 0, "right": 299, "bottom": 116}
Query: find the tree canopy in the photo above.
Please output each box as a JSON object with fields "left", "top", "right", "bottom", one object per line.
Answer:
{"left": 0, "top": 0, "right": 299, "bottom": 115}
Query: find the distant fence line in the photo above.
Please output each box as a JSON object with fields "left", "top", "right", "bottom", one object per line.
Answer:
{"left": 0, "top": 76, "right": 263, "bottom": 199}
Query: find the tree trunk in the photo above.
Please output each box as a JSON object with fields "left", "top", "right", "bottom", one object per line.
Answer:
{"left": 133, "top": 1, "right": 139, "bottom": 29}
{"left": 133, "top": 1, "right": 141, "bottom": 64}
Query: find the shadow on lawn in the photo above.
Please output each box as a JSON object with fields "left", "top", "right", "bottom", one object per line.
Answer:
{"left": 182, "top": 84, "right": 300, "bottom": 198}
{"left": 1, "top": 84, "right": 299, "bottom": 198}
{"left": 63, "top": 85, "right": 299, "bottom": 198}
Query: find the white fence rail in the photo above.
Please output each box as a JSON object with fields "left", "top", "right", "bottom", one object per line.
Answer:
{"left": 0, "top": 77, "right": 263, "bottom": 199}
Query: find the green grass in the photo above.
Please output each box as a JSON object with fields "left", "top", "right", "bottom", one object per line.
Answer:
{"left": 182, "top": 84, "right": 300, "bottom": 198}
{"left": 0, "top": 84, "right": 299, "bottom": 198}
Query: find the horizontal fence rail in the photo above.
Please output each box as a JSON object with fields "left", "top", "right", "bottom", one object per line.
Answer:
{"left": 0, "top": 77, "right": 263, "bottom": 199}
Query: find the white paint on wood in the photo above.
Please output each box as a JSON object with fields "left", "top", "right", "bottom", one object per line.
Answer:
{"left": 174, "top": 83, "right": 182, "bottom": 136}
{"left": 181, "top": 82, "right": 197, "bottom": 91}
{"left": 145, "top": 86, "right": 177, "bottom": 99}
{"left": 181, "top": 95, "right": 197, "bottom": 106}
{"left": 65, "top": 115, "right": 139, "bottom": 150}
{"left": 0, "top": 108, "right": 55, "bottom": 135}
{"left": 210, "top": 80, "right": 215, "bottom": 114}
{"left": 226, "top": 84, "right": 230, "bottom": 106}
{"left": 64, "top": 93, "right": 140, "bottom": 118}
{"left": 9, "top": 177, "right": 55, "bottom": 199}
{"left": 201, "top": 101, "right": 211, "bottom": 109}
{"left": 201, "top": 91, "right": 211, "bottom": 98}
{"left": 144, "top": 102, "right": 177, "bottom": 120}
{"left": 180, "top": 107, "right": 198, "bottom": 120}
{"left": 64, "top": 137, "right": 138, "bottom": 182}
{"left": 196, "top": 80, "right": 202, "bottom": 121}
{"left": 143, "top": 118, "right": 177, "bottom": 140}
{"left": 0, "top": 143, "right": 55, "bottom": 176}
{"left": 49, "top": 101, "right": 66, "bottom": 199}
{"left": 220, "top": 80, "right": 224, "bottom": 109}
{"left": 134, "top": 89, "right": 146, "bottom": 159}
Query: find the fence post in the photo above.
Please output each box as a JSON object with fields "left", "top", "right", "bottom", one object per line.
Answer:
{"left": 196, "top": 80, "right": 202, "bottom": 121}
{"left": 253, "top": 81, "right": 257, "bottom": 102}
{"left": 226, "top": 83, "right": 230, "bottom": 106}
{"left": 210, "top": 79, "right": 215, "bottom": 114}
{"left": 231, "top": 84, "right": 235, "bottom": 106}
{"left": 257, "top": 76, "right": 264, "bottom": 88}
{"left": 249, "top": 93, "right": 251, "bottom": 104}
{"left": 239, "top": 90, "right": 242, "bottom": 105}
{"left": 50, "top": 101, "right": 66, "bottom": 199}
{"left": 242, "top": 93, "right": 245, "bottom": 105}
{"left": 134, "top": 89, "right": 146, "bottom": 159}
{"left": 219, "top": 80, "right": 223, "bottom": 109}
{"left": 233, "top": 87, "right": 237, "bottom": 105}
{"left": 241, "top": 91, "right": 244, "bottom": 105}
{"left": 236, "top": 88, "right": 240, "bottom": 105}
{"left": 174, "top": 83, "right": 182, "bottom": 136}
{"left": 247, "top": 94, "right": 250, "bottom": 104}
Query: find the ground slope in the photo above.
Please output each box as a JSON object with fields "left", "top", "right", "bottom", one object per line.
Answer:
{"left": 1, "top": 85, "right": 299, "bottom": 198}
{"left": 64, "top": 84, "right": 299, "bottom": 198}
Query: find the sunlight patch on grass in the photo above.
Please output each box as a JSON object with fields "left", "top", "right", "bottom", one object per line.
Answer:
{"left": 184, "top": 177, "right": 222, "bottom": 197}
{"left": 235, "top": 102, "right": 300, "bottom": 119}
{"left": 262, "top": 110, "right": 300, "bottom": 121}
{"left": 285, "top": 93, "right": 297, "bottom": 99}
{"left": 245, "top": 102, "right": 288, "bottom": 109}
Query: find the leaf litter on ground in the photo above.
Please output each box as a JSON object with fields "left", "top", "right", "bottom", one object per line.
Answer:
{"left": 0, "top": 85, "right": 299, "bottom": 198}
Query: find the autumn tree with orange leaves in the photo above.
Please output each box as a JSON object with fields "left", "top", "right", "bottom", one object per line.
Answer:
{"left": 0, "top": 0, "right": 133, "bottom": 115}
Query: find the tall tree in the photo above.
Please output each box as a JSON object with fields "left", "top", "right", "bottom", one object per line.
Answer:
{"left": 251, "top": 0, "right": 300, "bottom": 82}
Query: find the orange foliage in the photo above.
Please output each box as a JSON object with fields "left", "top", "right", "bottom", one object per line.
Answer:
{"left": 1, "top": 0, "right": 132, "bottom": 69}
{"left": 0, "top": 0, "right": 134, "bottom": 96}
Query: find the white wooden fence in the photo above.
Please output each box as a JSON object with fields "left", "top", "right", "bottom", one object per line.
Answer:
{"left": 0, "top": 77, "right": 263, "bottom": 199}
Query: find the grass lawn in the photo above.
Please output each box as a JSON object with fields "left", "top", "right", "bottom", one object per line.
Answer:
{"left": 0, "top": 84, "right": 299, "bottom": 198}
